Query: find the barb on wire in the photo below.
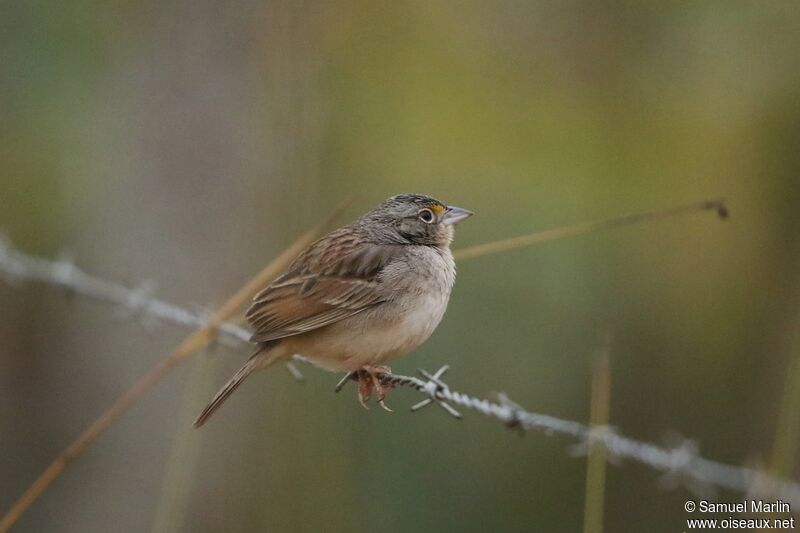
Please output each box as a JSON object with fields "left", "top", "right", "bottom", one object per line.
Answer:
{"left": 406, "top": 366, "right": 463, "bottom": 419}
{"left": 2, "top": 240, "right": 800, "bottom": 523}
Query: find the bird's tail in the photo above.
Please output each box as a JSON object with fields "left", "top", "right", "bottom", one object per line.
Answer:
{"left": 193, "top": 344, "right": 282, "bottom": 428}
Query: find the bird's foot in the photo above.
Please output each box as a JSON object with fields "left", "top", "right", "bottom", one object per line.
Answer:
{"left": 356, "top": 366, "right": 394, "bottom": 412}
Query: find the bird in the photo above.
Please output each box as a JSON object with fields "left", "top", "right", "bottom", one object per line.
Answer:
{"left": 193, "top": 193, "right": 473, "bottom": 427}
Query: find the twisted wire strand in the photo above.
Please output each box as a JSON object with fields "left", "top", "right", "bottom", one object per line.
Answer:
{"left": 0, "top": 239, "right": 252, "bottom": 344}
{"left": 1, "top": 239, "right": 798, "bottom": 507}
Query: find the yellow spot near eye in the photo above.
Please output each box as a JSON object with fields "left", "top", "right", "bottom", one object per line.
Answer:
{"left": 429, "top": 204, "right": 445, "bottom": 214}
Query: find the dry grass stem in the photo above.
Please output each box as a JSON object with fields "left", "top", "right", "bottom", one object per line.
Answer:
{"left": 454, "top": 198, "right": 727, "bottom": 261}
{"left": 0, "top": 203, "right": 349, "bottom": 533}
{"left": 583, "top": 341, "right": 612, "bottom": 533}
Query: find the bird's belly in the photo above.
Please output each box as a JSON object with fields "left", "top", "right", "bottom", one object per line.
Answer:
{"left": 288, "top": 293, "right": 449, "bottom": 372}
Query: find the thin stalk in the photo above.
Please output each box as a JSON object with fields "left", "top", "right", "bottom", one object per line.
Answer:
{"left": 0, "top": 203, "right": 348, "bottom": 533}
{"left": 454, "top": 199, "right": 727, "bottom": 261}
{"left": 583, "top": 339, "right": 612, "bottom": 533}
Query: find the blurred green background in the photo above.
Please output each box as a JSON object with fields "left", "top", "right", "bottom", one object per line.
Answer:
{"left": 1, "top": 1, "right": 799, "bottom": 532}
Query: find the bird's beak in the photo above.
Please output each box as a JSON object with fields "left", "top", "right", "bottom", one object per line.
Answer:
{"left": 442, "top": 206, "right": 474, "bottom": 226}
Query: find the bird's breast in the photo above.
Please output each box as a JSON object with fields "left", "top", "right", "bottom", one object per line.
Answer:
{"left": 290, "top": 246, "right": 457, "bottom": 371}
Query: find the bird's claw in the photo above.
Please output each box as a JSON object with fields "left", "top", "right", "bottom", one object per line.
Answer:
{"left": 357, "top": 376, "right": 371, "bottom": 410}
{"left": 354, "top": 366, "right": 394, "bottom": 412}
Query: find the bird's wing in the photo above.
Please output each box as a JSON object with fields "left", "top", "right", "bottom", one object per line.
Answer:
{"left": 245, "top": 229, "right": 405, "bottom": 343}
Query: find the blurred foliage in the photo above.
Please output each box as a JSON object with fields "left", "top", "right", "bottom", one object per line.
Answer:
{"left": 1, "top": 1, "right": 799, "bottom": 532}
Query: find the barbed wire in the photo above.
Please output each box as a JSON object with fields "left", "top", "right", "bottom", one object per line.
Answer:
{"left": 1, "top": 238, "right": 799, "bottom": 508}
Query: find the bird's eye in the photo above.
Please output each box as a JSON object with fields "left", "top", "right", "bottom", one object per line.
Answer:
{"left": 418, "top": 208, "right": 435, "bottom": 223}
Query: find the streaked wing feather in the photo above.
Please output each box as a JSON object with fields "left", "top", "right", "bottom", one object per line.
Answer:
{"left": 245, "top": 233, "right": 403, "bottom": 343}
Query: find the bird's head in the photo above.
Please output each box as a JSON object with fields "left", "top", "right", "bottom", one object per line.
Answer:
{"left": 360, "top": 193, "right": 473, "bottom": 247}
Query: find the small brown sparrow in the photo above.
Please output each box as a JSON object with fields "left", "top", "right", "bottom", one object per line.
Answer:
{"left": 194, "top": 194, "right": 473, "bottom": 427}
